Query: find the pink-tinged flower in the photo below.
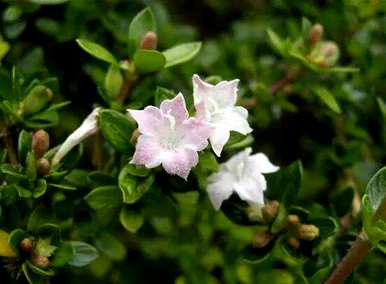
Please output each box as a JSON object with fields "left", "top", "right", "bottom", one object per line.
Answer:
{"left": 193, "top": 74, "right": 253, "bottom": 157}
{"left": 207, "top": 148, "right": 279, "bottom": 210}
{"left": 128, "top": 93, "right": 213, "bottom": 180}
{"left": 52, "top": 108, "right": 100, "bottom": 167}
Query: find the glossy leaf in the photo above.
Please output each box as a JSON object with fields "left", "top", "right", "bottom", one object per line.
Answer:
{"left": 163, "top": 42, "right": 202, "bottom": 68}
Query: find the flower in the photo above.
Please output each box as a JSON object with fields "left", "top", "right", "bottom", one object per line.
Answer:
{"left": 52, "top": 107, "right": 100, "bottom": 166}
{"left": 206, "top": 148, "right": 279, "bottom": 210}
{"left": 128, "top": 93, "right": 212, "bottom": 179}
{"left": 192, "top": 74, "right": 253, "bottom": 157}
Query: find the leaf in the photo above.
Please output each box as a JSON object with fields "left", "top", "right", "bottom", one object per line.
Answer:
{"left": 241, "top": 242, "right": 273, "bottom": 264}
{"left": 266, "top": 29, "right": 288, "bottom": 56}
{"left": 33, "top": 179, "right": 47, "bottom": 198}
{"left": 271, "top": 204, "right": 287, "bottom": 234}
{"left": 163, "top": 42, "right": 202, "bottom": 68}
{"left": 266, "top": 160, "right": 303, "bottom": 206}
{"left": 120, "top": 164, "right": 150, "bottom": 178}
{"left": 84, "top": 186, "right": 122, "bottom": 210}
{"left": 104, "top": 64, "right": 123, "bottom": 98}
{"left": 52, "top": 242, "right": 75, "bottom": 267}
{"left": 68, "top": 241, "right": 98, "bottom": 267}
{"left": 309, "top": 217, "right": 338, "bottom": 238}
{"left": 18, "top": 130, "right": 32, "bottom": 164}
{"left": 8, "top": 229, "right": 28, "bottom": 255}
{"left": 27, "top": 0, "right": 68, "bottom": 4}
{"left": 119, "top": 165, "right": 154, "bottom": 204}
{"left": 128, "top": 7, "right": 156, "bottom": 56}
{"left": 120, "top": 206, "right": 144, "bottom": 233}
{"left": 26, "top": 260, "right": 55, "bottom": 276}
{"left": 95, "top": 232, "right": 126, "bottom": 261}
{"left": 76, "top": 39, "right": 117, "bottom": 65}
{"left": 365, "top": 166, "right": 386, "bottom": 213}
{"left": 98, "top": 109, "right": 135, "bottom": 153}
{"left": 0, "top": 230, "right": 16, "bottom": 257}
{"left": 155, "top": 87, "right": 176, "bottom": 106}
{"left": 133, "top": 49, "right": 166, "bottom": 73}
{"left": 313, "top": 86, "right": 341, "bottom": 113}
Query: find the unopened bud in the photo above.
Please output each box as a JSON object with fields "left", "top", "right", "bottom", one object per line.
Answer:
{"left": 130, "top": 129, "right": 140, "bottom": 145}
{"left": 308, "top": 24, "right": 324, "bottom": 45}
{"left": 298, "top": 224, "right": 319, "bottom": 241}
{"left": 287, "top": 237, "right": 300, "bottom": 249}
{"left": 32, "top": 130, "right": 50, "bottom": 158}
{"left": 22, "top": 85, "right": 53, "bottom": 116}
{"left": 287, "top": 214, "right": 300, "bottom": 226}
{"left": 32, "top": 255, "right": 50, "bottom": 269}
{"left": 36, "top": 158, "right": 50, "bottom": 176}
{"left": 140, "top": 31, "right": 158, "bottom": 50}
{"left": 253, "top": 232, "right": 274, "bottom": 248}
{"left": 262, "top": 200, "right": 279, "bottom": 223}
{"left": 309, "top": 41, "right": 340, "bottom": 67}
{"left": 20, "top": 238, "right": 34, "bottom": 253}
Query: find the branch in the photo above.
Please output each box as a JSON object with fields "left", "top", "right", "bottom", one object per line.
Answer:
{"left": 325, "top": 232, "right": 371, "bottom": 284}
{"left": 1, "top": 128, "right": 18, "bottom": 165}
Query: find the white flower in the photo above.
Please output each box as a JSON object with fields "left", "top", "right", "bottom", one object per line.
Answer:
{"left": 207, "top": 148, "right": 279, "bottom": 210}
{"left": 52, "top": 108, "right": 100, "bottom": 166}
{"left": 192, "top": 74, "right": 253, "bottom": 157}
{"left": 128, "top": 93, "right": 213, "bottom": 180}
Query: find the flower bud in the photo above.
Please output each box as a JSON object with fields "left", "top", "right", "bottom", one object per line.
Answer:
{"left": 308, "top": 41, "right": 340, "bottom": 67}
{"left": 32, "top": 130, "right": 50, "bottom": 158}
{"left": 262, "top": 200, "right": 279, "bottom": 223}
{"left": 287, "top": 214, "right": 300, "bottom": 226}
{"left": 36, "top": 158, "right": 50, "bottom": 176}
{"left": 32, "top": 255, "right": 50, "bottom": 269}
{"left": 140, "top": 31, "right": 158, "bottom": 50}
{"left": 253, "top": 232, "right": 274, "bottom": 248}
{"left": 22, "top": 85, "right": 53, "bottom": 116}
{"left": 298, "top": 224, "right": 320, "bottom": 241}
{"left": 287, "top": 237, "right": 300, "bottom": 249}
{"left": 20, "top": 238, "right": 34, "bottom": 253}
{"left": 308, "top": 24, "right": 324, "bottom": 45}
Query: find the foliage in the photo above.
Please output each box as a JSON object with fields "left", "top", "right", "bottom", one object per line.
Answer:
{"left": 0, "top": 0, "right": 385, "bottom": 283}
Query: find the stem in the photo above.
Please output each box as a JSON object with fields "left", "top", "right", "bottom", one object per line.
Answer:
{"left": 325, "top": 232, "right": 372, "bottom": 284}
{"left": 1, "top": 128, "right": 18, "bottom": 165}
{"left": 269, "top": 68, "right": 301, "bottom": 95}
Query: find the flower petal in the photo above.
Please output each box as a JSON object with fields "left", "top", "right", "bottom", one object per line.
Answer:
{"left": 161, "top": 148, "right": 198, "bottom": 179}
{"left": 128, "top": 106, "right": 163, "bottom": 136}
{"left": 192, "top": 74, "right": 212, "bottom": 106}
{"left": 160, "top": 93, "right": 188, "bottom": 124}
{"left": 207, "top": 171, "right": 235, "bottom": 210}
{"left": 180, "top": 117, "right": 213, "bottom": 151}
{"left": 209, "top": 126, "right": 230, "bottom": 157}
{"left": 234, "top": 173, "right": 266, "bottom": 205}
{"left": 211, "top": 106, "right": 252, "bottom": 135}
{"left": 52, "top": 107, "right": 100, "bottom": 166}
{"left": 249, "top": 153, "right": 279, "bottom": 174}
{"left": 131, "top": 135, "right": 162, "bottom": 168}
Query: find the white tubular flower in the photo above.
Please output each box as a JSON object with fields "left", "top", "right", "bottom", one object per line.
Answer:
{"left": 207, "top": 148, "right": 279, "bottom": 210}
{"left": 192, "top": 74, "right": 253, "bottom": 157}
{"left": 51, "top": 107, "right": 100, "bottom": 167}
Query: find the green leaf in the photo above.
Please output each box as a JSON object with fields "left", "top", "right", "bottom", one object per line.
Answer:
{"left": 26, "top": 260, "right": 55, "bottom": 276}
{"left": 27, "top": 0, "right": 68, "bottom": 4}
{"left": 309, "top": 217, "right": 338, "bottom": 238}
{"left": 95, "top": 232, "right": 126, "bottom": 261}
{"left": 241, "top": 243, "right": 272, "bottom": 264}
{"left": 267, "top": 29, "right": 288, "bottom": 56}
{"left": 133, "top": 49, "right": 166, "bottom": 73}
{"left": 271, "top": 204, "right": 287, "bottom": 234}
{"left": 68, "top": 241, "right": 98, "bottom": 267}
{"left": 155, "top": 87, "right": 176, "bottom": 106}
{"left": 33, "top": 179, "right": 47, "bottom": 198}
{"left": 104, "top": 64, "right": 123, "bottom": 98}
{"left": 163, "top": 42, "right": 202, "bottom": 68}
{"left": 313, "top": 86, "right": 341, "bottom": 113}
{"left": 128, "top": 8, "right": 156, "bottom": 56}
{"left": 365, "top": 166, "right": 386, "bottom": 214}
{"left": 84, "top": 186, "right": 122, "bottom": 210}
{"left": 76, "top": 39, "right": 117, "bottom": 65}
{"left": 98, "top": 109, "right": 135, "bottom": 153}
{"left": 26, "top": 152, "right": 37, "bottom": 181}
{"left": 18, "top": 130, "right": 32, "bottom": 164}
{"left": 121, "top": 164, "right": 150, "bottom": 177}
{"left": 23, "top": 109, "right": 59, "bottom": 128}
{"left": 266, "top": 160, "right": 303, "bottom": 206}
{"left": 120, "top": 206, "right": 144, "bottom": 233}
{"left": 52, "top": 242, "right": 75, "bottom": 267}
{"left": 119, "top": 165, "right": 154, "bottom": 204}
{"left": 8, "top": 229, "right": 28, "bottom": 255}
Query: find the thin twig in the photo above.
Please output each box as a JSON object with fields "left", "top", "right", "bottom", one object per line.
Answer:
{"left": 1, "top": 128, "right": 18, "bottom": 165}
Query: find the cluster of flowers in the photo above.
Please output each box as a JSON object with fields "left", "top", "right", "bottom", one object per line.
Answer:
{"left": 53, "top": 75, "right": 279, "bottom": 210}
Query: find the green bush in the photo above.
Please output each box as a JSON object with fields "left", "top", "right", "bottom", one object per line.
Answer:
{"left": 0, "top": 1, "right": 385, "bottom": 283}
